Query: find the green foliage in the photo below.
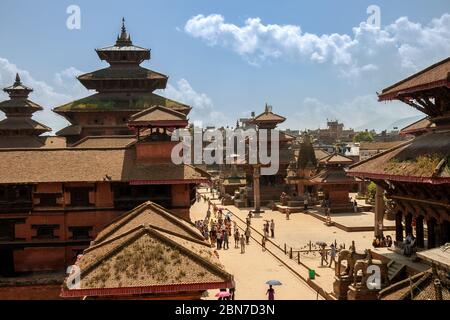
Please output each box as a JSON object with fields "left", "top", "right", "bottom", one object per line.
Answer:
{"left": 367, "top": 182, "right": 377, "bottom": 200}
{"left": 353, "top": 131, "right": 374, "bottom": 142}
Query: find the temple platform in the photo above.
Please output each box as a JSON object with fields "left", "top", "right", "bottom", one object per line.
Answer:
{"left": 308, "top": 206, "right": 396, "bottom": 232}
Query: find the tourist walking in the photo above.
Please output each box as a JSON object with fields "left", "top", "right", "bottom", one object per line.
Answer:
{"left": 245, "top": 227, "right": 251, "bottom": 244}
{"left": 320, "top": 243, "right": 328, "bottom": 266}
{"left": 353, "top": 200, "right": 358, "bottom": 213}
{"left": 270, "top": 219, "right": 275, "bottom": 238}
{"left": 266, "top": 285, "right": 275, "bottom": 300}
{"left": 223, "top": 230, "right": 229, "bottom": 250}
{"left": 234, "top": 229, "right": 240, "bottom": 248}
{"left": 217, "top": 230, "right": 223, "bottom": 250}
{"left": 286, "top": 209, "right": 290, "bottom": 220}
{"left": 328, "top": 243, "right": 336, "bottom": 268}
{"left": 304, "top": 197, "right": 309, "bottom": 211}
{"left": 262, "top": 236, "right": 266, "bottom": 252}
{"left": 240, "top": 235, "right": 246, "bottom": 253}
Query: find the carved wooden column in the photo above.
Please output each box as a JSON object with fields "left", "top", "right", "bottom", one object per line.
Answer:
{"left": 415, "top": 215, "right": 425, "bottom": 248}
{"left": 395, "top": 211, "right": 403, "bottom": 242}
{"left": 374, "top": 185, "right": 385, "bottom": 238}
{"left": 427, "top": 217, "right": 436, "bottom": 249}
{"left": 405, "top": 212, "right": 413, "bottom": 237}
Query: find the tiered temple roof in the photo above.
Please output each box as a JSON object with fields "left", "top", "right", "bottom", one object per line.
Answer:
{"left": 0, "top": 74, "right": 51, "bottom": 139}
{"left": 249, "top": 104, "right": 286, "bottom": 129}
{"left": 53, "top": 19, "right": 191, "bottom": 142}
{"left": 61, "top": 201, "right": 233, "bottom": 298}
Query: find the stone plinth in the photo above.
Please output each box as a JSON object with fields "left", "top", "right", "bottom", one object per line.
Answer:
{"left": 347, "top": 285, "right": 379, "bottom": 300}
{"left": 333, "top": 275, "right": 353, "bottom": 300}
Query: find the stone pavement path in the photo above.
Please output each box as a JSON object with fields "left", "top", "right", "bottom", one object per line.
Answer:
{"left": 190, "top": 190, "right": 323, "bottom": 300}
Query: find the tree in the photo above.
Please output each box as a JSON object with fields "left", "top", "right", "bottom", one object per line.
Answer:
{"left": 367, "top": 182, "right": 377, "bottom": 200}
{"left": 353, "top": 131, "right": 374, "bottom": 142}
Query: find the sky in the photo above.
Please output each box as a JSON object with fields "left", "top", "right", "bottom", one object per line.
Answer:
{"left": 0, "top": 0, "right": 449, "bottom": 133}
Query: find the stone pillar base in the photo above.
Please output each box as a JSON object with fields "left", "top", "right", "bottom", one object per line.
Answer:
{"left": 347, "top": 285, "right": 379, "bottom": 300}
{"left": 332, "top": 275, "right": 353, "bottom": 300}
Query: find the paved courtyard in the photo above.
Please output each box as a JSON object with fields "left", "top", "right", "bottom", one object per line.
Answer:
{"left": 190, "top": 188, "right": 400, "bottom": 299}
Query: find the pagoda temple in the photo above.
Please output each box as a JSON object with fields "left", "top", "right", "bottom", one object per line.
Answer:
{"left": 348, "top": 56, "right": 450, "bottom": 249}
{"left": 0, "top": 74, "right": 56, "bottom": 148}
{"left": 53, "top": 19, "right": 190, "bottom": 144}
{"left": 310, "top": 153, "right": 357, "bottom": 213}
{"left": 286, "top": 132, "right": 318, "bottom": 197}
{"left": 244, "top": 104, "right": 294, "bottom": 212}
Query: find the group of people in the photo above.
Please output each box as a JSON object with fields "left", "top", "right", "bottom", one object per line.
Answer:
{"left": 372, "top": 235, "right": 393, "bottom": 248}
{"left": 319, "top": 242, "right": 338, "bottom": 268}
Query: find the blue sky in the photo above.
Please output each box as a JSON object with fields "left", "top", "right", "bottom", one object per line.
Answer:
{"left": 0, "top": 0, "right": 449, "bottom": 132}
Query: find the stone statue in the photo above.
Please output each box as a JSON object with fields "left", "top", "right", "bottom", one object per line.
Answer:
{"left": 335, "top": 242, "right": 368, "bottom": 277}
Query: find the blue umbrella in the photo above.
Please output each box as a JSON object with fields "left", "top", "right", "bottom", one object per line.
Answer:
{"left": 266, "top": 280, "right": 282, "bottom": 286}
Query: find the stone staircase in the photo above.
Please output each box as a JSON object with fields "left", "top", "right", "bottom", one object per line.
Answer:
{"left": 387, "top": 260, "right": 406, "bottom": 283}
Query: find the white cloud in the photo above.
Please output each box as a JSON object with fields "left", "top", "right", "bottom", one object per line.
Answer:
{"left": 185, "top": 13, "right": 450, "bottom": 74}
{"left": 158, "top": 78, "right": 229, "bottom": 128}
{"left": 0, "top": 58, "right": 88, "bottom": 133}
{"left": 284, "top": 94, "right": 422, "bottom": 131}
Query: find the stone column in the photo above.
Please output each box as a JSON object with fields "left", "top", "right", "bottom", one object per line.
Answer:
{"left": 395, "top": 211, "right": 403, "bottom": 242}
{"left": 253, "top": 165, "right": 261, "bottom": 213}
{"left": 374, "top": 185, "right": 385, "bottom": 238}
{"left": 427, "top": 218, "right": 436, "bottom": 249}
{"left": 416, "top": 215, "right": 424, "bottom": 248}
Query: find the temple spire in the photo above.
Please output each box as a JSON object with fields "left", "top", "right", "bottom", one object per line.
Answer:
{"left": 116, "top": 17, "right": 132, "bottom": 46}
{"left": 14, "top": 73, "right": 21, "bottom": 86}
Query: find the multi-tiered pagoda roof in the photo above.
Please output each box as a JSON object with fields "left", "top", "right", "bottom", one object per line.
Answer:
{"left": 53, "top": 19, "right": 191, "bottom": 143}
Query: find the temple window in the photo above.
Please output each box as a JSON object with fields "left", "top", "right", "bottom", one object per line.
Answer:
{"left": 69, "top": 226, "right": 93, "bottom": 240}
{"left": 36, "top": 194, "right": 60, "bottom": 207}
{"left": 68, "top": 188, "right": 92, "bottom": 207}
{"left": 32, "top": 225, "right": 58, "bottom": 240}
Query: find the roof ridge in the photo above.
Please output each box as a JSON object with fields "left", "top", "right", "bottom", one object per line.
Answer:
{"left": 348, "top": 139, "right": 412, "bottom": 170}
{"left": 380, "top": 56, "right": 450, "bottom": 94}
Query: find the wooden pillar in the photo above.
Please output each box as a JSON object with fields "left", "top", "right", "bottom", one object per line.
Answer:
{"left": 427, "top": 218, "right": 436, "bottom": 249}
{"left": 416, "top": 215, "right": 424, "bottom": 248}
{"left": 374, "top": 185, "right": 385, "bottom": 238}
{"left": 442, "top": 220, "right": 450, "bottom": 244}
{"left": 405, "top": 212, "right": 413, "bottom": 237}
{"left": 253, "top": 165, "right": 261, "bottom": 213}
{"left": 395, "top": 211, "right": 403, "bottom": 242}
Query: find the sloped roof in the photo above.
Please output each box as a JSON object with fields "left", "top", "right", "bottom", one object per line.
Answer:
{"left": 319, "top": 153, "right": 354, "bottom": 165}
{"left": 61, "top": 225, "right": 233, "bottom": 297}
{"left": 71, "top": 136, "right": 136, "bottom": 148}
{"left": 93, "top": 201, "right": 204, "bottom": 244}
{"left": 379, "top": 56, "right": 450, "bottom": 101}
{"left": 251, "top": 110, "right": 286, "bottom": 124}
{"left": 0, "top": 99, "right": 43, "bottom": 112}
{"left": 400, "top": 117, "right": 434, "bottom": 136}
{"left": 0, "top": 147, "right": 210, "bottom": 184}
{"left": 310, "top": 168, "right": 357, "bottom": 184}
{"left": 55, "top": 124, "right": 82, "bottom": 137}
{"left": 0, "top": 117, "right": 51, "bottom": 133}
{"left": 53, "top": 92, "right": 191, "bottom": 114}
{"left": 348, "top": 131, "right": 450, "bottom": 183}
{"left": 359, "top": 141, "right": 407, "bottom": 151}
{"left": 314, "top": 148, "right": 330, "bottom": 161}
{"left": 78, "top": 66, "right": 167, "bottom": 81}
{"left": 129, "top": 105, "right": 187, "bottom": 123}
{"left": 0, "top": 136, "right": 66, "bottom": 149}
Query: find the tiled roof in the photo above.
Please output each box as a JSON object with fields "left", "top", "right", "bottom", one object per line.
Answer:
{"left": 310, "top": 168, "right": 357, "bottom": 184}
{"left": 53, "top": 92, "right": 191, "bottom": 114}
{"left": 62, "top": 224, "right": 232, "bottom": 297}
{"left": 55, "top": 124, "right": 82, "bottom": 136}
{"left": 400, "top": 117, "right": 434, "bottom": 136}
{"left": 359, "top": 141, "right": 407, "bottom": 151}
{"left": 0, "top": 147, "right": 210, "bottom": 184}
{"left": 251, "top": 111, "right": 286, "bottom": 124}
{"left": 314, "top": 148, "right": 330, "bottom": 161}
{"left": 78, "top": 66, "right": 167, "bottom": 81}
{"left": 0, "top": 136, "right": 66, "bottom": 149}
{"left": 379, "top": 56, "right": 450, "bottom": 100}
{"left": 0, "top": 117, "right": 51, "bottom": 133}
{"left": 93, "top": 201, "right": 204, "bottom": 244}
{"left": 348, "top": 131, "right": 450, "bottom": 182}
{"left": 319, "top": 153, "right": 354, "bottom": 165}
{"left": 129, "top": 105, "right": 187, "bottom": 122}
{"left": 0, "top": 99, "right": 43, "bottom": 111}
{"left": 71, "top": 136, "right": 136, "bottom": 148}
